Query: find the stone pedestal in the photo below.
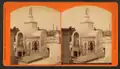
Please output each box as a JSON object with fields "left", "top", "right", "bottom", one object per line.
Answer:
{"left": 62, "top": 33, "right": 71, "bottom": 64}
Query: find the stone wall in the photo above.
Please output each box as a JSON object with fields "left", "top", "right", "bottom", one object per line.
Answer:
{"left": 10, "top": 32, "right": 18, "bottom": 64}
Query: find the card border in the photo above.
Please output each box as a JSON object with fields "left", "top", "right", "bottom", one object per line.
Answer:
{"left": 3, "top": 2, "right": 118, "bottom": 66}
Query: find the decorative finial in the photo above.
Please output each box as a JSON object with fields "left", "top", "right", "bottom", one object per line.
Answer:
{"left": 85, "top": 8, "right": 89, "bottom": 15}
{"left": 28, "top": 7, "right": 34, "bottom": 22}
{"left": 84, "top": 8, "right": 90, "bottom": 20}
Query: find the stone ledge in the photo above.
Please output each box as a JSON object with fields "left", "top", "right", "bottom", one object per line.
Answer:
{"left": 19, "top": 53, "right": 49, "bottom": 64}
{"left": 73, "top": 51, "right": 104, "bottom": 63}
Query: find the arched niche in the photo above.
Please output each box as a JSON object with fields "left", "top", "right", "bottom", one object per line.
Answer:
{"left": 70, "top": 31, "right": 81, "bottom": 58}
{"left": 71, "top": 31, "right": 80, "bottom": 47}
{"left": 16, "top": 32, "right": 24, "bottom": 48}
{"left": 32, "top": 41, "right": 39, "bottom": 51}
{"left": 88, "top": 41, "right": 95, "bottom": 52}
{"left": 15, "top": 31, "right": 25, "bottom": 57}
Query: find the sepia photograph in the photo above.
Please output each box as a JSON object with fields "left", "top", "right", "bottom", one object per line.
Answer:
{"left": 4, "top": 2, "right": 118, "bottom": 66}
{"left": 10, "top": 6, "right": 61, "bottom": 65}
{"left": 61, "top": 6, "right": 112, "bottom": 64}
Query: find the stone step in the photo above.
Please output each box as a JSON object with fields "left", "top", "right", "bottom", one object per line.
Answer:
{"left": 19, "top": 52, "right": 49, "bottom": 64}
{"left": 73, "top": 51, "right": 104, "bottom": 63}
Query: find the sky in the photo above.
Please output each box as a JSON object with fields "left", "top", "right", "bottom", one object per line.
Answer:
{"left": 62, "top": 6, "right": 112, "bottom": 31}
{"left": 11, "top": 6, "right": 60, "bottom": 31}
{"left": 11, "top": 5, "right": 112, "bottom": 31}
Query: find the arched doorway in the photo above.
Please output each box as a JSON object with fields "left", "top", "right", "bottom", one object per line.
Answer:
{"left": 32, "top": 41, "right": 39, "bottom": 52}
{"left": 17, "top": 32, "right": 24, "bottom": 58}
{"left": 73, "top": 32, "right": 79, "bottom": 47}
{"left": 72, "top": 32, "right": 80, "bottom": 57}
{"left": 88, "top": 41, "right": 95, "bottom": 52}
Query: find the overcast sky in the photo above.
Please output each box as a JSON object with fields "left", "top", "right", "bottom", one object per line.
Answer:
{"left": 11, "top": 6, "right": 60, "bottom": 31}
{"left": 62, "top": 6, "right": 112, "bottom": 31}
{"left": 11, "top": 6, "right": 112, "bottom": 31}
